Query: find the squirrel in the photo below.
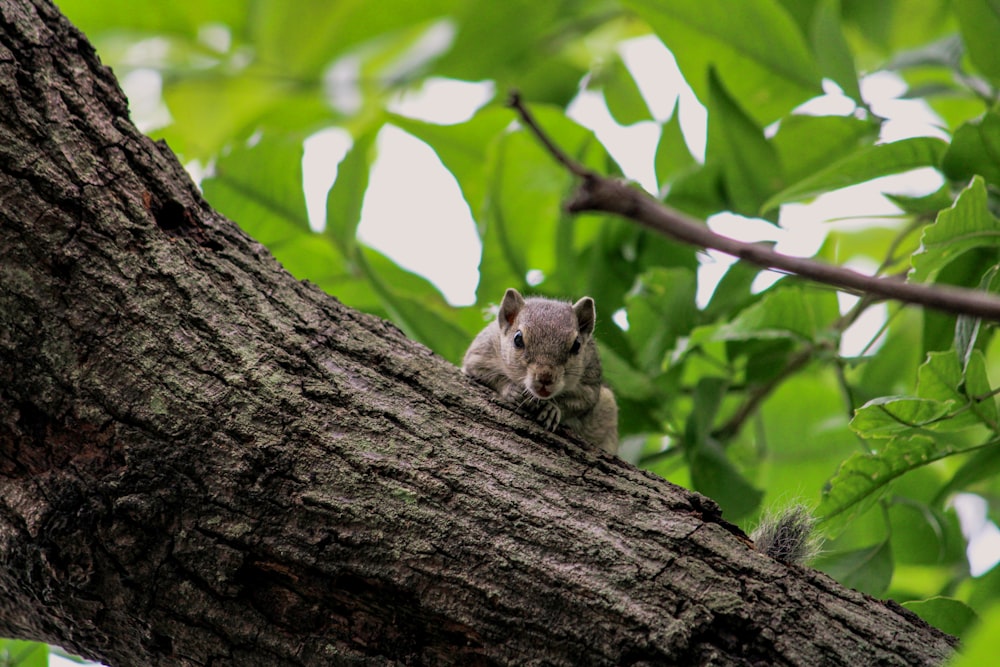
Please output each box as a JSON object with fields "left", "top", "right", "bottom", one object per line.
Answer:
{"left": 462, "top": 290, "right": 817, "bottom": 564}
{"left": 462, "top": 288, "right": 619, "bottom": 454}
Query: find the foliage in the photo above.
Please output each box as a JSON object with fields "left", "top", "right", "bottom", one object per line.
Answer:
{"left": 0, "top": 639, "right": 46, "bottom": 667}
{"left": 51, "top": 0, "right": 1000, "bottom": 649}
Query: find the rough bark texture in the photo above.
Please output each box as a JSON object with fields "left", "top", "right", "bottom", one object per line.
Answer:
{"left": 0, "top": 2, "right": 959, "bottom": 666}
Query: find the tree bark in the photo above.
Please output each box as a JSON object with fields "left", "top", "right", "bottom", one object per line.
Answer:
{"left": 0, "top": 2, "right": 958, "bottom": 666}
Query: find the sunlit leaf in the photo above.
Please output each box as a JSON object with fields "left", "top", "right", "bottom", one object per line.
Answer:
{"left": 850, "top": 397, "right": 954, "bottom": 436}
{"left": 952, "top": 0, "right": 1000, "bottom": 84}
{"left": 916, "top": 349, "right": 998, "bottom": 428}
{"left": 599, "top": 343, "right": 659, "bottom": 402}
{"left": 884, "top": 186, "right": 954, "bottom": 215}
{"left": 203, "top": 133, "right": 310, "bottom": 243}
{"left": 625, "top": 268, "right": 698, "bottom": 373}
{"left": 253, "top": 0, "right": 456, "bottom": 79}
{"left": 0, "top": 639, "right": 48, "bottom": 667}
{"left": 942, "top": 111, "right": 1000, "bottom": 188}
{"left": 57, "top": 0, "right": 247, "bottom": 36}
{"left": 949, "top": 604, "right": 1000, "bottom": 667}
{"left": 706, "top": 69, "right": 783, "bottom": 217}
{"left": 654, "top": 102, "right": 697, "bottom": 192}
{"left": 325, "top": 128, "right": 379, "bottom": 256}
{"left": 888, "top": 496, "right": 965, "bottom": 566}
{"left": 763, "top": 136, "right": 947, "bottom": 211}
{"left": 819, "top": 436, "right": 955, "bottom": 536}
{"left": 711, "top": 286, "right": 840, "bottom": 343}
{"left": 911, "top": 177, "right": 1000, "bottom": 282}
{"left": 623, "top": 0, "right": 821, "bottom": 124}
{"left": 772, "top": 114, "right": 878, "bottom": 187}
{"left": 600, "top": 56, "right": 653, "bottom": 126}
{"left": 937, "top": 442, "right": 1000, "bottom": 501}
{"left": 477, "top": 107, "right": 605, "bottom": 299}
{"left": 810, "top": 0, "right": 862, "bottom": 102}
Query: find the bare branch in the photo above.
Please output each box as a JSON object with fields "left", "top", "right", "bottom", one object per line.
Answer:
{"left": 509, "top": 95, "right": 1000, "bottom": 321}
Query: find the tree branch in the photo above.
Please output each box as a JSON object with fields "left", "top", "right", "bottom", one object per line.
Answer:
{"left": 508, "top": 92, "right": 1000, "bottom": 321}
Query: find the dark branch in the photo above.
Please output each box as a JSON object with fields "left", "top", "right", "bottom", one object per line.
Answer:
{"left": 509, "top": 94, "right": 1000, "bottom": 322}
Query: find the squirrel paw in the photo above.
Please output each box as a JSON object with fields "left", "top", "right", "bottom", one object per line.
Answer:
{"left": 534, "top": 401, "right": 561, "bottom": 431}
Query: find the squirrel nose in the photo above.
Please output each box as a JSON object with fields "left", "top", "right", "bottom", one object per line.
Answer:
{"left": 537, "top": 371, "right": 554, "bottom": 385}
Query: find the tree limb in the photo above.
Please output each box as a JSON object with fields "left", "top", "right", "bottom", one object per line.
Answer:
{"left": 508, "top": 91, "right": 1000, "bottom": 321}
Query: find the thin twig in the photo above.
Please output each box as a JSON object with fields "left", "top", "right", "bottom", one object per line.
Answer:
{"left": 508, "top": 95, "right": 1000, "bottom": 322}
{"left": 507, "top": 91, "right": 592, "bottom": 179}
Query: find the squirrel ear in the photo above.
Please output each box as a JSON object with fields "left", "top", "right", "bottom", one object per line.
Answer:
{"left": 498, "top": 288, "right": 525, "bottom": 329}
{"left": 573, "top": 296, "right": 596, "bottom": 335}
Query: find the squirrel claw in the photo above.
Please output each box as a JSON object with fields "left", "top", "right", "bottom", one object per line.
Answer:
{"left": 535, "top": 402, "right": 561, "bottom": 431}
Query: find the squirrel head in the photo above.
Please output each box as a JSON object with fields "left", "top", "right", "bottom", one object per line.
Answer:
{"left": 496, "top": 288, "right": 595, "bottom": 400}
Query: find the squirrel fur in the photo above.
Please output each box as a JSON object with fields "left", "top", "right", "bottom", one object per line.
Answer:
{"left": 462, "top": 288, "right": 619, "bottom": 454}
{"left": 750, "top": 504, "right": 821, "bottom": 566}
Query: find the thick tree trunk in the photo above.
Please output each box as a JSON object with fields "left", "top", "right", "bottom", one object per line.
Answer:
{"left": 0, "top": 2, "right": 958, "bottom": 666}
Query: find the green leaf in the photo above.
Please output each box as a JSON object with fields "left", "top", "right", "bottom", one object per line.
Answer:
{"left": 600, "top": 56, "right": 653, "bottom": 126}
{"left": 819, "top": 436, "right": 953, "bottom": 536}
{"left": 706, "top": 69, "right": 783, "bottom": 217}
{"left": 162, "top": 75, "right": 310, "bottom": 161}
{"left": 888, "top": 496, "right": 965, "bottom": 566}
{"left": 623, "top": 0, "right": 821, "bottom": 124}
{"left": 763, "top": 136, "right": 947, "bottom": 211}
{"left": 950, "top": 605, "right": 1000, "bottom": 667}
{"left": 850, "top": 397, "right": 954, "bottom": 436}
{"left": 916, "top": 349, "right": 998, "bottom": 428}
{"left": 903, "top": 597, "right": 978, "bottom": 638}
{"left": 0, "top": 639, "right": 48, "bottom": 667}
{"left": 911, "top": 177, "right": 1000, "bottom": 282}
{"left": 625, "top": 268, "right": 699, "bottom": 373}
{"left": 477, "top": 107, "right": 605, "bottom": 299}
{"left": 434, "top": 0, "right": 589, "bottom": 103}
{"left": 941, "top": 111, "right": 1000, "bottom": 189}
{"left": 663, "top": 160, "right": 727, "bottom": 220}
{"left": 953, "top": 0, "right": 1000, "bottom": 84}
{"left": 953, "top": 265, "right": 999, "bottom": 372}
{"left": 58, "top": 0, "right": 247, "bottom": 37}
{"left": 711, "top": 286, "right": 840, "bottom": 343}
{"left": 810, "top": 0, "right": 862, "bottom": 102}
{"left": 685, "top": 376, "right": 729, "bottom": 444}
{"left": 701, "top": 261, "right": 763, "bottom": 321}
{"left": 654, "top": 103, "right": 697, "bottom": 192}
{"left": 599, "top": 342, "right": 659, "bottom": 402}
{"left": 688, "top": 438, "right": 765, "bottom": 520}
{"left": 324, "top": 129, "right": 378, "bottom": 256}
{"left": 816, "top": 540, "right": 894, "bottom": 595}
{"left": 884, "top": 185, "right": 954, "bottom": 215}
{"left": 938, "top": 443, "right": 1000, "bottom": 501}
{"left": 772, "top": 114, "right": 878, "bottom": 187}
{"left": 682, "top": 377, "right": 763, "bottom": 519}
{"left": 202, "top": 133, "right": 311, "bottom": 244}
{"left": 253, "top": 0, "right": 455, "bottom": 79}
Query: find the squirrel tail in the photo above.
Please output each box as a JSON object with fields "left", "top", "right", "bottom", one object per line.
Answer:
{"left": 750, "top": 504, "right": 822, "bottom": 566}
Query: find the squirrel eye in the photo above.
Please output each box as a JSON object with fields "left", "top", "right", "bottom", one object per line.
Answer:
{"left": 570, "top": 338, "right": 581, "bottom": 355}
{"left": 513, "top": 330, "right": 525, "bottom": 349}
